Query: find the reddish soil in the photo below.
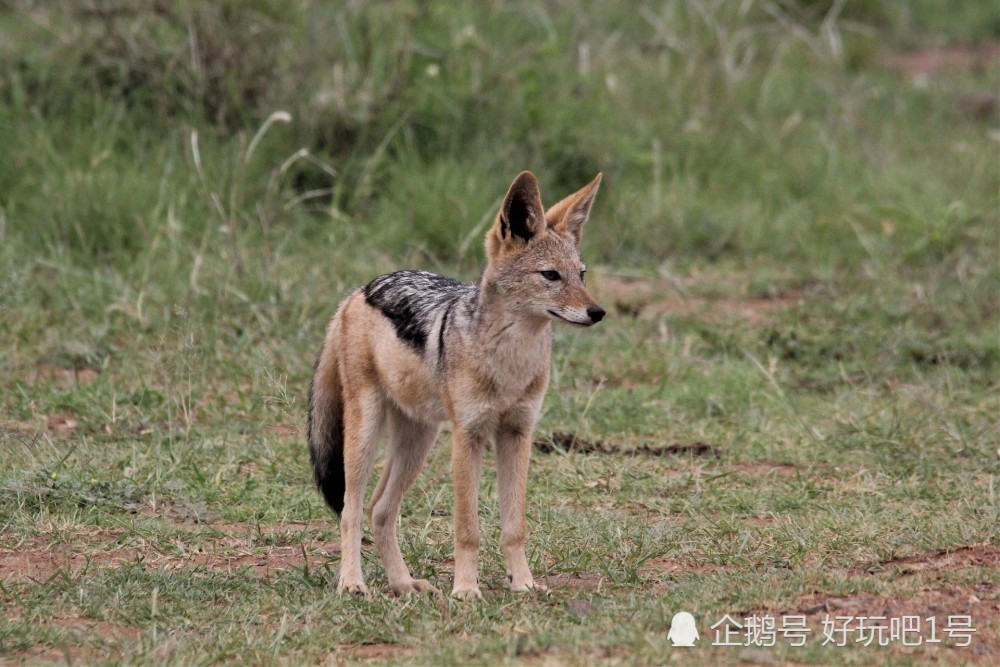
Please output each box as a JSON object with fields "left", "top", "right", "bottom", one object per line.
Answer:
{"left": 858, "top": 543, "right": 1000, "bottom": 577}
{"left": 534, "top": 431, "right": 723, "bottom": 458}
{"left": 886, "top": 44, "right": 1000, "bottom": 79}
{"left": 643, "top": 555, "right": 729, "bottom": 575}
{"left": 340, "top": 642, "right": 414, "bottom": 660}
{"left": 748, "top": 543, "right": 1000, "bottom": 662}
{"left": 741, "top": 516, "right": 775, "bottom": 527}
{"left": 773, "top": 586, "right": 999, "bottom": 663}
{"left": 884, "top": 43, "right": 1000, "bottom": 121}
{"left": 597, "top": 277, "right": 800, "bottom": 325}
{"left": 24, "top": 364, "right": 101, "bottom": 387}
{"left": 0, "top": 525, "right": 340, "bottom": 584}
{"left": 0, "top": 530, "right": 137, "bottom": 583}
{"left": 6, "top": 527, "right": 995, "bottom": 661}
{"left": 732, "top": 461, "right": 798, "bottom": 477}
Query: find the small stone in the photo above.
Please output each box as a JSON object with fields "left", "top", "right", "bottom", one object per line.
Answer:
{"left": 565, "top": 599, "right": 597, "bottom": 617}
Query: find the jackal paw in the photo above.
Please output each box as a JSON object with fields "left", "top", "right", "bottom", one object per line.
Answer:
{"left": 507, "top": 578, "right": 538, "bottom": 593}
{"left": 506, "top": 572, "right": 545, "bottom": 593}
{"left": 451, "top": 584, "right": 483, "bottom": 600}
{"left": 390, "top": 578, "right": 440, "bottom": 597}
{"left": 337, "top": 581, "right": 368, "bottom": 596}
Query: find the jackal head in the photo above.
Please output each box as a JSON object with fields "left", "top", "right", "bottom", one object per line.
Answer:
{"left": 483, "top": 171, "right": 605, "bottom": 326}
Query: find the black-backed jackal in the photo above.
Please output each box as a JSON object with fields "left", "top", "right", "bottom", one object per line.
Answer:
{"left": 308, "top": 171, "right": 605, "bottom": 598}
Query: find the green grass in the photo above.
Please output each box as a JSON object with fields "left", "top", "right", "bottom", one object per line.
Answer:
{"left": 1, "top": 0, "right": 998, "bottom": 664}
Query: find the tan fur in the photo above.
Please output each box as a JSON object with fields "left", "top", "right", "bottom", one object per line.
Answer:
{"left": 309, "top": 171, "right": 604, "bottom": 598}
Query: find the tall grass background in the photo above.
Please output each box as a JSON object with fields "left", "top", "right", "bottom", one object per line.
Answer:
{"left": 1, "top": 0, "right": 996, "bottom": 427}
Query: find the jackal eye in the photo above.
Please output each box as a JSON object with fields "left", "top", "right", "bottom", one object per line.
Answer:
{"left": 580, "top": 269, "right": 587, "bottom": 283}
{"left": 540, "top": 270, "right": 561, "bottom": 281}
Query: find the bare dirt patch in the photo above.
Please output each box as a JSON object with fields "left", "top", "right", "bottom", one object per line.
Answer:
{"left": 340, "top": 642, "right": 415, "bottom": 661}
{"left": 1, "top": 524, "right": 341, "bottom": 583}
{"left": 741, "top": 516, "right": 775, "bottom": 527}
{"left": 743, "top": 544, "right": 1000, "bottom": 662}
{"left": 46, "top": 414, "right": 80, "bottom": 435}
{"left": 732, "top": 461, "right": 798, "bottom": 477}
{"left": 643, "top": 555, "right": 729, "bottom": 576}
{"left": 884, "top": 43, "right": 1000, "bottom": 122}
{"left": 886, "top": 43, "right": 1000, "bottom": 79}
{"left": 25, "top": 364, "right": 101, "bottom": 387}
{"left": 774, "top": 587, "right": 999, "bottom": 662}
{"left": 859, "top": 543, "right": 1000, "bottom": 578}
{"left": 597, "top": 277, "right": 801, "bottom": 325}
{"left": 0, "top": 532, "right": 140, "bottom": 583}
{"left": 533, "top": 431, "right": 722, "bottom": 458}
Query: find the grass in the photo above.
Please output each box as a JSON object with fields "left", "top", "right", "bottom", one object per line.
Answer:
{"left": 1, "top": 0, "right": 998, "bottom": 664}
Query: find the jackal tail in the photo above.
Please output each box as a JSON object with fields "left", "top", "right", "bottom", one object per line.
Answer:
{"left": 308, "top": 326, "right": 345, "bottom": 515}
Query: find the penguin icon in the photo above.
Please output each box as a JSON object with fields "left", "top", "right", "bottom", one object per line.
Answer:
{"left": 667, "top": 611, "right": 699, "bottom": 647}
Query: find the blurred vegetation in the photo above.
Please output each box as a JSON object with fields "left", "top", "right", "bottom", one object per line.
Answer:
{"left": 2, "top": 0, "right": 996, "bottom": 272}
{"left": 0, "top": 0, "right": 995, "bottom": 399}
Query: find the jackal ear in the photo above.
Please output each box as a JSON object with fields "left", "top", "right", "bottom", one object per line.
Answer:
{"left": 497, "top": 171, "right": 546, "bottom": 244}
{"left": 545, "top": 173, "right": 602, "bottom": 246}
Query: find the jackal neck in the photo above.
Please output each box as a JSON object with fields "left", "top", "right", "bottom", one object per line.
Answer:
{"left": 472, "top": 280, "right": 552, "bottom": 341}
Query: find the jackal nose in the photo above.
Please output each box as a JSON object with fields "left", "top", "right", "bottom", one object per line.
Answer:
{"left": 587, "top": 305, "right": 606, "bottom": 323}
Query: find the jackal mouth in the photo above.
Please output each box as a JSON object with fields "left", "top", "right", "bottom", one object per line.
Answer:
{"left": 547, "top": 309, "right": 593, "bottom": 326}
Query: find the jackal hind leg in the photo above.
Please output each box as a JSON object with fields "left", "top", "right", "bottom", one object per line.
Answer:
{"left": 368, "top": 408, "right": 440, "bottom": 596}
{"left": 338, "top": 390, "right": 385, "bottom": 596}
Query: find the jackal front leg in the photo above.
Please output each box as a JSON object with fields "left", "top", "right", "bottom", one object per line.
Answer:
{"left": 495, "top": 414, "right": 536, "bottom": 592}
{"left": 451, "top": 425, "right": 487, "bottom": 599}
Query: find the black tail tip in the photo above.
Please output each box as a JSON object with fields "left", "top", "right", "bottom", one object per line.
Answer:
{"left": 317, "top": 475, "right": 345, "bottom": 515}
{"left": 310, "top": 437, "right": 345, "bottom": 516}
